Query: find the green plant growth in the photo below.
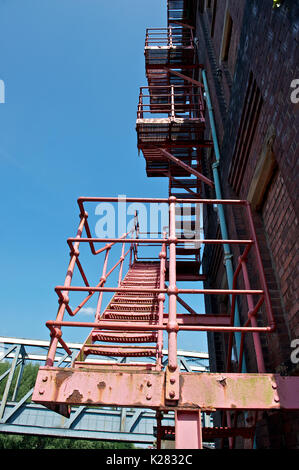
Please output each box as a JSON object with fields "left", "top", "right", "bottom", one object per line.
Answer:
{"left": 0, "top": 362, "right": 135, "bottom": 449}
{"left": 0, "top": 361, "right": 39, "bottom": 402}
{"left": 0, "top": 433, "right": 134, "bottom": 449}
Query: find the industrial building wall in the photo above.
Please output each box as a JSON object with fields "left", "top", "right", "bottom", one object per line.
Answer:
{"left": 196, "top": 0, "right": 299, "bottom": 448}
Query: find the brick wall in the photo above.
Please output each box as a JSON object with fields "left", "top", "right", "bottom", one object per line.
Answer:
{"left": 197, "top": 0, "right": 299, "bottom": 448}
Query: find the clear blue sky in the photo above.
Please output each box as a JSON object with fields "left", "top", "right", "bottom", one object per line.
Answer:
{"left": 0, "top": 0, "right": 207, "bottom": 353}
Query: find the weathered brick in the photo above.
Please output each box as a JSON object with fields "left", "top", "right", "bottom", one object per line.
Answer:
{"left": 197, "top": 0, "right": 299, "bottom": 449}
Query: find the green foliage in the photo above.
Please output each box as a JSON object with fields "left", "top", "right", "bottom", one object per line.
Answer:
{"left": 0, "top": 433, "right": 134, "bottom": 449}
{"left": 0, "top": 361, "right": 134, "bottom": 449}
{"left": 0, "top": 361, "right": 39, "bottom": 401}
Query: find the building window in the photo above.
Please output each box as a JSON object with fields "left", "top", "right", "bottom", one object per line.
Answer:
{"left": 247, "top": 127, "right": 277, "bottom": 210}
{"left": 211, "top": 0, "right": 217, "bottom": 37}
{"left": 228, "top": 72, "right": 263, "bottom": 195}
{"left": 220, "top": 11, "right": 233, "bottom": 62}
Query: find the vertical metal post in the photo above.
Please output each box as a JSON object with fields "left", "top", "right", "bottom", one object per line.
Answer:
{"left": 0, "top": 345, "right": 21, "bottom": 420}
{"left": 175, "top": 410, "right": 203, "bottom": 449}
{"left": 167, "top": 196, "right": 178, "bottom": 373}
{"left": 156, "top": 410, "right": 163, "bottom": 449}
{"left": 157, "top": 233, "right": 167, "bottom": 370}
{"left": 169, "top": 27, "right": 173, "bottom": 47}
{"left": 170, "top": 85, "right": 175, "bottom": 119}
{"left": 133, "top": 210, "right": 139, "bottom": 262}
{"left": 46, "top": 213, "right": 87, "bottom": 366}
{"left": 11, "top": 346, "right": 26, "bottom": 402}
{"left": 118, "top": 242, "right": 126, "bottom": 286}
{"left": 137, "top": 89, "right": 143, "bottom": 119}
{"left": 120, "top": 408, "right": 127, "bottom": 432}
{"left": 95, "top": 247, "right": 110, "bottom": 321}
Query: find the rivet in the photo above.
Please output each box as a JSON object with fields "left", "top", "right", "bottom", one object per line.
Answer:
{"left": 147, "top": 381, "right": 152, "bottom": 387}
{"left": 39, "top": 389, "right": 45, "bottom": 395}
{"left": 42, "top": 376, "right": 48, "bottom": 382}
{"left": 146, "top": 393, "right": 152, "bottom": 400}
{"left": 170, "top": 378, "right": 176, "bottom": 384}
{"left": 217, "top": 376, "right": 227, "bottom": 386}
{"left": 169, "top": 390, "right": 175, "bottom": 398}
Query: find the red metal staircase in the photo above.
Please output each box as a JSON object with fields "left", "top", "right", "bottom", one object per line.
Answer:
{"left": 73, "top": 262, "right": 162, "bottom": 371}
{"left": 32, "top": 0, "right": 299, "bottom": 450}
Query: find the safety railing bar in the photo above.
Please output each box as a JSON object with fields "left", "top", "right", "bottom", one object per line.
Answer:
{"left": 67, "top": 229, "right": 137, "bottom": 256}
{"left": 241, "top": 259, "right": 266, "bottom": 373}
{"left": 62, "top": 247, "right": 131, "bottom": 318}
{"left": 105, "top": 247, "right": 131, "bottom": 280}
{"left": 139, "top": 85, "right": 201, "bottom": 90}
{"left": 47, "top": 325, "right": 73, "bottom": 356}
{"left": 77, "top": 196, "right": 248, "bottom": 204}
{"left": 146, "top": 27, "right": 191, "bottom": 32}
{"left": 55, "top": 286, "right": 264, "bottom": 295}
{"left": 46, "top": 320, "right": 273, "bottom": 334}
{"left": 66, "top": 237, "right": 254, "bottom": 246}
{"left": 75, "top": 257, "right": 90, "bottom": 288}
{"left": 226, "top": 239, "right": 266, "bottom": 373}
{"left": 245, "top": 202, "right": 275, "bottom": 330}
{"left": 95, "top": 246, "right": 110, "bottom": 320}
{"left": 140, "top": 91, "right": 201, "bottom": 95}
{"left": 83, "top": 218, "right": 96, "bottom": 255}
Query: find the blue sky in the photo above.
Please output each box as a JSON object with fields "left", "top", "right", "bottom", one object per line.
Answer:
{"left": 0, "top": 0, "right": 207, "bottom": 353}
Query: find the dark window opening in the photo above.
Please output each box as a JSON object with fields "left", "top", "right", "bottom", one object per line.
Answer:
{"left": 211, "top": 0, "right": 217, "bottom": 37}
{"left": 228, "top": 72, "right": 263, "bottom": 195}
{"left": 222, "top": 13, "right": 233, "bottom": 61}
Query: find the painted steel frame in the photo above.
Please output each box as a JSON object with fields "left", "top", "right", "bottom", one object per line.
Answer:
{"left": 0, "top": 337, "right": 210, "bottom": 444}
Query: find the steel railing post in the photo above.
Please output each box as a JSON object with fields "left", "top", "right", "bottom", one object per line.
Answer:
{"left": 95, "top": 247, "right": 110, "bottom": 321}
{"left": 46, "top": 213, "right": 87, "bottom": 366}
{"left": 157, "top": 233, "right": 167, "bottom": 370}
{"left": 167, "top": 196, "right": 178, "bottom": 373}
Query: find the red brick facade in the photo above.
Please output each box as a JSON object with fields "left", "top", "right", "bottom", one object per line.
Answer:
{"left": 196, "top": 0, "right": 299, "bottom": 448}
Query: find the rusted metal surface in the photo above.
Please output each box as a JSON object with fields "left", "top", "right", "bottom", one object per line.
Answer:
{"left": 33, "top": 369, "right": 299, "bottom": 411}
{"left": 33, "top": 368, "right": 165, "bottom": 408}
{"left": 179, "top": 373, "right": 299, "bottom": 410}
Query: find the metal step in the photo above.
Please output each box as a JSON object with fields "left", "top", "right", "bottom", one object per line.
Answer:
{"left": 103, "top": 311, "right": 158, "bottom": 321}
{"left": 121, "top": 280, "right": 159, "bottom": 285}
{"left": 91, "top": 331, "right": 158, "bottom": 343}
{"left": 107, "top": 304, "right": 159, "bottom": 312}
{"left": 113, "top": 296, "right": 158, "bottom": 304}
{"left": 171, "top": 192, "right": 199, "bottom": 199}
{"left": 83, "top": 344, "right": 157, "bottom": 357}
{"left": 75, "top": 261, "right": 161, "bottom": 368}
{"left": 171, "top": 179, "right": 200, "bottom": 188}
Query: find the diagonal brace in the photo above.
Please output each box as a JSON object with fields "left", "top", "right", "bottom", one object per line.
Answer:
{"left": 163, "top": 68, "right": 203, "bottom": 88}
{"left": 159, "top": 148, "right": 214, "bottom": 188}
